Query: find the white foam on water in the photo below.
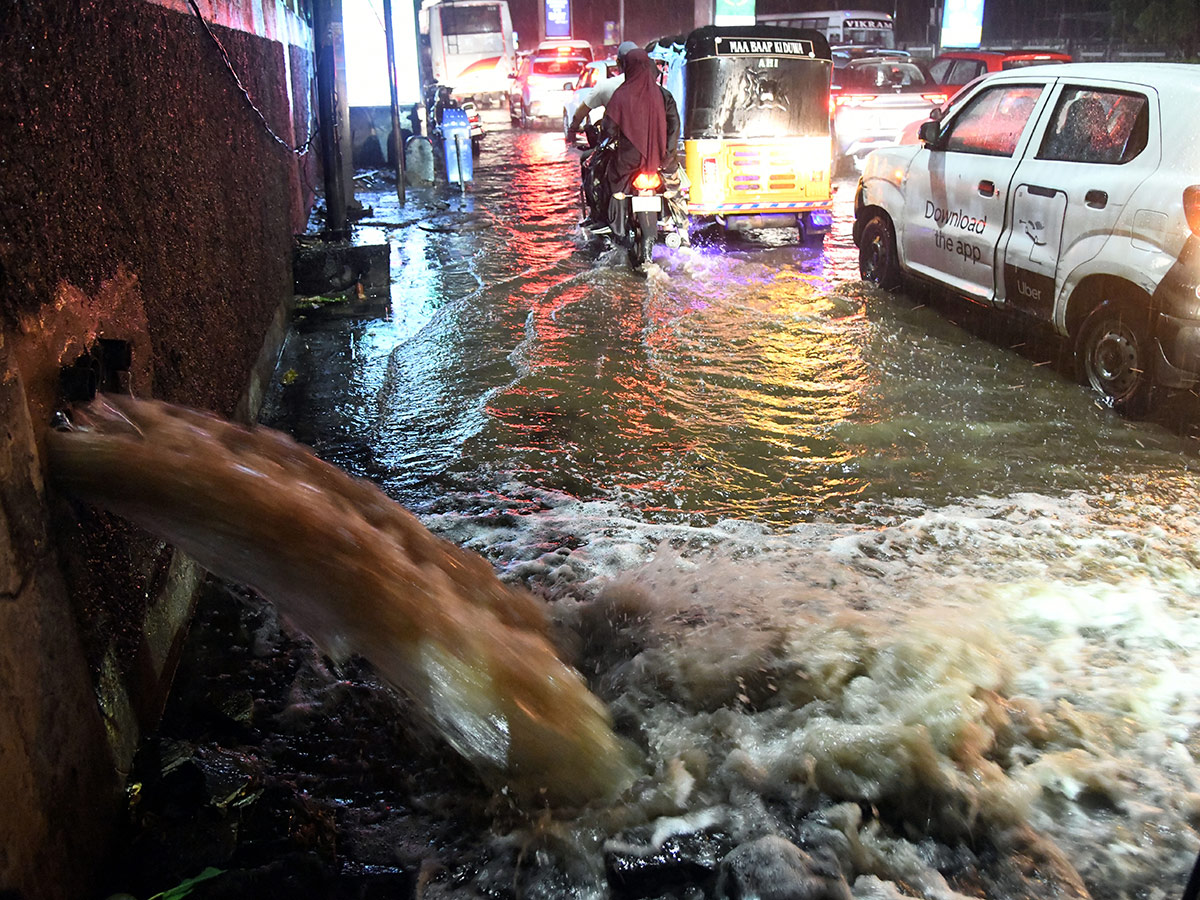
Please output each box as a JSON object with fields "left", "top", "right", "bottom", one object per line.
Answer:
{"left": 427, "top": 484, "right": 1200, "bottom": 898}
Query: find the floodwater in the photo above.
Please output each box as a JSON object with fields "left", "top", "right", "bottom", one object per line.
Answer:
{"left": 142, "top": 120, "right": 1200, "bottom": 898}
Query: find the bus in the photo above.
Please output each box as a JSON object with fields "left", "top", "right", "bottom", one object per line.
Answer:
{"left": 754, "top": 9, "right": 895, "bottom": 49}
{"left": 421, "top": 0, "right": 516, "bottom": 103}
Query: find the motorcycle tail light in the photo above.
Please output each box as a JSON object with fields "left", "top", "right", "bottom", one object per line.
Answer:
{"left": 633, "top": 172, "right": 662, "bottom": 191}
{"left": 1186, "top": 185, "right": 1200, "bottom": 237}
{"left": 702, "top": 158, "right": 719, "bottom": 187}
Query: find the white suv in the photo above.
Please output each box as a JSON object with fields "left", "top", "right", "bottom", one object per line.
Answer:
{"left": 853, "top": 62, "right": 1200, "bottom": 414}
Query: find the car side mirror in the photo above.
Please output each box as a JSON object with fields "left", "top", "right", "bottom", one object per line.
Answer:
{"left": 918, "top": 119, "right": 941, "bottom": 145}
{"left": 564, "top": 80, "right": 576, "bottom": 90}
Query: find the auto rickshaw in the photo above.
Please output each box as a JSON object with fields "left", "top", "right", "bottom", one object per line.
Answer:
{"left": 649, "top": 25, "right": 835, "bottom": 240}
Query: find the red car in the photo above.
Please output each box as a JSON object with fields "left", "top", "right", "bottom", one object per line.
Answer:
{"left": 927, "top": 49, "right": 1072, "bottom": 93}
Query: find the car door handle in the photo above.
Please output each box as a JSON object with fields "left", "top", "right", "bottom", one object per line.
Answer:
{"left": 1026, "top": 184, "right": 1057, "bottom": 197}
{"left": 978, "top": 180, "right": 996, "bottom": 197}
{"left": 1085, "top": 189, "right": 1108, "bottom": 209}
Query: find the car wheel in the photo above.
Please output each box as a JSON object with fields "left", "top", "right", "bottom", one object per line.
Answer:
{"left": 858, "top": 214, "right": 901, "bottom": 290}
{"left": 1075, "top": 302, "right": 1152, "bottom": 415}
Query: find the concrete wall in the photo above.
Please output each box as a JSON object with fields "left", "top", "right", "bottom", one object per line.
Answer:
{"left": 0, "top": 2, "right": 316, "bottom": 897}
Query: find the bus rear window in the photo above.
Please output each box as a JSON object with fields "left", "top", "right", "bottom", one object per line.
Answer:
{"left": 441, "top": 5, "right": 502, "bottom": 35}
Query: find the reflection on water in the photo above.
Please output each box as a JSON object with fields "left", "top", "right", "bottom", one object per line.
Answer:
{"left": 247, "top": 122, "right": 1200, "bottom": 897}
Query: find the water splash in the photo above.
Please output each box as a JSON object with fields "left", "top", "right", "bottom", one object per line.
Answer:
{"left": 46, "top": 395, "right": 635, "bottom": 806}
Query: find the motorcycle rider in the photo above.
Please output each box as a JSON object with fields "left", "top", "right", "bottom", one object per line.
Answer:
{"left": 566, "top": 40, "right": 638, "bottom": 143}
{"left": 588, "top": 48, "right": 679, "bottom": 235}
{"left": 429, "top": 84, "right": 460, "bottom": 136}
{"left": 567, "top": 41, "right": 637, "bottom": 231}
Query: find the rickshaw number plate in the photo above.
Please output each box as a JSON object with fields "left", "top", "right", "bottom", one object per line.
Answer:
{"left": 632, "top": 196, "right": 660, "bottom": 212}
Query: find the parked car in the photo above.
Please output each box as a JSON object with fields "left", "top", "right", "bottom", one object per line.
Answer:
{"left": 854, "top": 62, "right": 1200, "bottom": 414}
{"left": 831, "top": 54, "right": 947, "bottom": 172}
{"left": 562, "top": 59, "right": 619, "bottom": 145}
{"left": 926, "top": 48, "right": 1072, "bottom": 93}
{"left": 509, "top": 50, "right": 590, "bottom": 127}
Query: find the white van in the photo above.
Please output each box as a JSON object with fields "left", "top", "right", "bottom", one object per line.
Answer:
{"left": 756, "top": 9, "right": 895, "bottom": 49}
{"left": 853, "top": 63, "right": 1200, "bottom": 414}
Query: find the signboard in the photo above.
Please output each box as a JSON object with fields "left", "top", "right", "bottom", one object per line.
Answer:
{"left": 714, "top": 0, "right": 755, "bottom": 27}
{"left": 343, "top": 0, "right": 421, "bottom": 106}
{"left": 604, "top": 20, "right": 619, "bottom": 44}
{"left": 713, "top": 35, "right": 814, "bottom": 56}
{"left": 941, "top": 0, "right": 985, "bottom": 48}
{"left": 546, "top": 0, "right": 571, "bottom": 38}
{"left": 845, "top": 17, "right": 890, "bottom": 29}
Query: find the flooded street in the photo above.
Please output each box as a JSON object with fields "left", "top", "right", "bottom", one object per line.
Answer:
{"left": 121, "top": 119, "right": 1200, "bottom": 899}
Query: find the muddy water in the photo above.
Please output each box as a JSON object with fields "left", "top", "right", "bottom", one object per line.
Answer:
{"left": 135, "top": 122, "right": 1200, "bottom": 897}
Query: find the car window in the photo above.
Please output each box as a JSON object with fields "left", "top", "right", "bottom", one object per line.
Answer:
{"left": 948, "top": 59, "right": 984, "bottom": 83}
{"left": 532, "top": 58, "right": 586, "bottom": 77}
{"left": 1036, "top": 88, "right": 1149, "bottom": 164}
{"left": 942, "top": 84, "right": 1044, "bottom": 156}
{"left": 842, "top": 60, "right": 927, "bottom": 89}
{"left": 928, "top": 58, "right": 953, "bottom": 82}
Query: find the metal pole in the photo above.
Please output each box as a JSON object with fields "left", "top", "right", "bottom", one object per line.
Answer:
{"left": 383, "top": 0, "right": 406, "bottom": 204}
{"left": 619, "top": 0, "right": 625, "bottom": 41}
{"left": 454, "top": 135, "right": 465, "bottom": 194}
{"left": 313, "top": 0, "right": 349, "bottom": 237}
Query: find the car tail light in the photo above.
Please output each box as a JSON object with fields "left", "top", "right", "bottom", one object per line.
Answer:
{"left": 834, "top": 93, "right": 875, "bottom": 108}
{"left": 1185, "top": 185, "right": 1200, "bottom": 236}
{"left": 702, "top": 157, "right": 719, "bottom": 187}
{"left": 633, "top": 171, "right": 662, "bottom": 191}
{"left": 922, "top": 92, "right": 949, "bottom": 106}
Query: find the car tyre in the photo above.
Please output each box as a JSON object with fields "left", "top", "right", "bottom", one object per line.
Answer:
{"left": 1075, "top": 302, "right": 1152, "bottom": 415}
{"left": 858, "top": 214, "right": 901, "bottom": 290}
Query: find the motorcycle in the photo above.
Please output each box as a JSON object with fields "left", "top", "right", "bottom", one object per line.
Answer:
{"left": 579, "top": 129, "right": 689, "bottom": 271}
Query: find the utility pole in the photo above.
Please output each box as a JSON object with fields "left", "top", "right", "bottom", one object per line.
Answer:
{"left": 383, "top": 0, "right": 406, "bottom": 205}
{"left": 313, "top": 0, "right": 350, "bottom": 237}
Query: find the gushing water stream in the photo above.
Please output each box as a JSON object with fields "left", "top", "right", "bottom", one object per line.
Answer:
{"left": 48, "top": 395, "right": 633, "bottom": 806}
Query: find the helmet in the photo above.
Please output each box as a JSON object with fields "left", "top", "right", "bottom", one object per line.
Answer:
{"left": 616, "top": 40, "right": 638, "bottom": 62}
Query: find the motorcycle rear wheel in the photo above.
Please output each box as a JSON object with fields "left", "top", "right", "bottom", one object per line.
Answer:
{"left": 632, "top": 210, "right": 657, "bottom": 269}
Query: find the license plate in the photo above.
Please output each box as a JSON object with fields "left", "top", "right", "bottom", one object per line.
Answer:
{"left": 631, "top": 195, "right": 660, "bottom": 213}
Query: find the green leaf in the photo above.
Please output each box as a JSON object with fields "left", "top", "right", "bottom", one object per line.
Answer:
{"left": 147, "top": 867, "right": 224, "bottom": 900}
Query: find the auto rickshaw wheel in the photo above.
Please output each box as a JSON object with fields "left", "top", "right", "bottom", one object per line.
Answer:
{"left": 858, "top": 214, "right": 901, "bottom": 290}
